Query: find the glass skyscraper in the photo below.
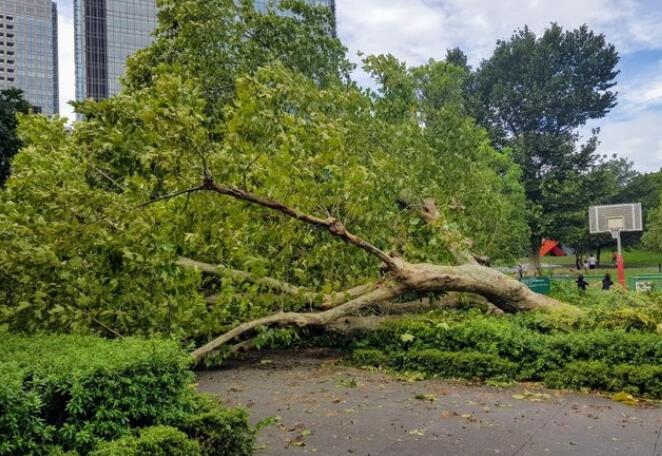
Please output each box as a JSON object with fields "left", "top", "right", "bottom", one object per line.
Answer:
{"left": 75, "top": 0, "right": 156, "bottom": 101}
{"left": 0, "top": 0, "right": 59, "bottom": 115}
{"left": 75, "top": 0, "right": 337, "bottom": 102}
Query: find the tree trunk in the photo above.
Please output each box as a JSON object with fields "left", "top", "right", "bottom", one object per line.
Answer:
{"left": 191, "top": 261, "right": 566, "bottom": 362}
{"left": 528, "top": 236, "right": 542, "bottom": 276}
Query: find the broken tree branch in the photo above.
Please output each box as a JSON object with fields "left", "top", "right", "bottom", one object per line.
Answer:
{"left": 191, "top": 284, "right": 404, "bottom": 361}
{"left": 177, "top": 257, "right": 311, "bottom": 299}
{"left": 178, "top": 256, "right": 378, "bottom": 308}
{"left": 202, "top": 179, "right": 402, "bottom": 271}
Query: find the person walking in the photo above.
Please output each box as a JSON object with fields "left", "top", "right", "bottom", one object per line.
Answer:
{"left": 602, "top": 273, "right": 614, "bottom": 291}
{"left": 516, "top": 264, "right": 524, "bottom": 281}
{"left": 576, "top": 274, "right": 589, "bottom": 292}
{"left": 587, "top": 254, "right": 597, "bottom": 270}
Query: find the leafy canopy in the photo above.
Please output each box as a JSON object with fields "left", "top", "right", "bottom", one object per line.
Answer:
{"left": 1, "top": 0, "right": 527, "bottom": 341}
{"left": 469, "top": 23, "right": 620, "bottom": 253}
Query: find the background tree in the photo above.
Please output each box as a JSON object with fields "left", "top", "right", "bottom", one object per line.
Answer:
{"left": 470, "top": 23, "right": 619, "bottom": 270}
{"left": 643, "top": 194, "right": 662, "bottom": 252}
{"left": 0, "top": 88, "right": 31, "bottom": 187}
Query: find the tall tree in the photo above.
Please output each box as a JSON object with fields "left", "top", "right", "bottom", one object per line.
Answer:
{"left": 471, "top": 23, "right": 619, "bottom": 269}
{"left": 0, "top": 88, "right": 31, "bottom": 187}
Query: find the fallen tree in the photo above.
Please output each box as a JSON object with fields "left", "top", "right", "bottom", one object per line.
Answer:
{"left": 168, "top": 178, "right": 566, "bottom": 363}
{"left": 0, "top": 3, "right": 536, "bottom": 342}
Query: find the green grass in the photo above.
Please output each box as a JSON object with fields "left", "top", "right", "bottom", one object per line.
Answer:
{"left": 515, "top": 249, "right": 662, "bottom": 283}
{"left": 536, "top": 248, "right": 662, "bottom": 268}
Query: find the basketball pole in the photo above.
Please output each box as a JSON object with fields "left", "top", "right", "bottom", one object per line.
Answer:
{"left": 615, "top": 229, "right": 626, "bottom": 287}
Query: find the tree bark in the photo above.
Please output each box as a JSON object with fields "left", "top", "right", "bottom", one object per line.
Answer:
{"left": 528, "top": 235, "right": 542, "bottom": 276}
{"left": 191, "top": 261, "right": 565, "bottom": 362}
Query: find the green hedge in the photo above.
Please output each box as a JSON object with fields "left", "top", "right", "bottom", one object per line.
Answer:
{"left": 0, "top": 334, "right": 253, "bottom": 456}
{"left": 351, "top": 312, "right": 662, "bottom": 397}
{"left": 90, "top": 426, "right": 201, "bottom": 456}
{"left": 402, "top": 349, "right": 517, "bottom": 379}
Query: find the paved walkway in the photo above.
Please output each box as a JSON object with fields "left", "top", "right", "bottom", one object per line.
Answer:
{"left": 198, "top": 350, "right": 662, "bottom": 456}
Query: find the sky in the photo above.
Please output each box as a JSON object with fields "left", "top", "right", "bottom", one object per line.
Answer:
{"left": 57, "top": 0, "right": 662, "bottom": 171}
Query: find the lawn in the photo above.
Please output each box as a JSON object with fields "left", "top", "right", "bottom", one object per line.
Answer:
{"left": 536, "top": 248, "right": 661, "bottom": 267}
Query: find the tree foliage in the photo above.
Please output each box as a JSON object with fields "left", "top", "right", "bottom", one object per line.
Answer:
{"left": 469, "top": 23, "right": 620, "bottom": 262}
{"left": 0, "top": 0, "right": 529, "bottom": 342}
{"left": 0, "top": 88, "right": 31, "bottom": 187}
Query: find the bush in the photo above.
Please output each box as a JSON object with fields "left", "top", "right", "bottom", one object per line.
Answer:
{"left": 544, "top": 362, "right": 662, "bottom": 397}
{"left": 0, "top": 334, "right": 253, "bottom": 455}
{"left": 350, "top": 310, "right": 662, "bottom": 398}
{"left": 91, "top": 426, "right": 201, "bottom": 456}
{"left": 402, "top": 349, "right": 517, "bottom": 379}
{"left": 0, "top": 363, "right": 52, "bottom": 455}
{"left": 175, "top": 398, "right": 254, "bottom": 456}
{"left": 351, "top": 349, "right": 388, "bottom": 367}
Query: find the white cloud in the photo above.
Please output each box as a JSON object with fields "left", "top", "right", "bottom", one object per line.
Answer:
{"left": 337, "top": 0, "right": 662, "bottom": 65}
{"left": 619, "top": 61, "right": 662, "bottom": 113}
{"left": 58, "top": 2, "right": 75, "bottom": 120}
{"left": 337, "top": 0, "right": 662, "bottom": 171}
{"left": 598, "top": 112, "right": 662, "bottom": 172}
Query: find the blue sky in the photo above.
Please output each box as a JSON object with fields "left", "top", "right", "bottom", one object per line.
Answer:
{"left": 57, "top": 0, "right": 662, "bottom": 171}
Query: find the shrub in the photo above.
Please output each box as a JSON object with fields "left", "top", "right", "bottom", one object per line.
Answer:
{"left": 0, "top": 334, "right": 253, "bottom": 455}
{"left": 544, "top": 362, "right": 662, "bottom": 397}
{"left": 90, "top": 426, "right": 201, "bottom": 456}
{"left": 402, "top": 349, "right": 517, "bottom": 379}
{"left": 0, "top": 363, "right": 52, "bottom": 455}
{"left": 350, "top": 310, "right": 662, "bottom": 398}
{"left": 174, "top": 397, "right": 254, "bottom": 456}
{"left": 351, "top": 349, "right": 388, "bottom": 367}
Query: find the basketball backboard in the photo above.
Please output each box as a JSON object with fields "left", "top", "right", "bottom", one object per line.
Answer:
{"left": 588, "top": 203, "right": 643, "bottom": 234}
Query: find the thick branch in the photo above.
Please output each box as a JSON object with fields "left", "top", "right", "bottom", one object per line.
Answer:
{"left": 191, "top": 284, "right": 404, "bottom": 361}
{"left": 178, "top": 256, "right": 376, "bottom": 308}
{"left": 397, "top": 263, "right": 563, "bottom": 313}
{"left": 177, "top": 257, "right": 311, "bottom": 299}
{"left": 202, "top": 179, "right": 401, "bottom": 270}
{"left": 407, "top": 197, "right": 487, "bottom": 266}
{"left": 192, "top": 261, "right": 568, "bottom": 361}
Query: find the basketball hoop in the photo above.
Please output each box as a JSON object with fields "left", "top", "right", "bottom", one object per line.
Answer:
{"left": 588, "top": 203, "right": 643, "bottom": 287}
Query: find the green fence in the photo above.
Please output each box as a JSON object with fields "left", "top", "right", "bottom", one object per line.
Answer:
{"left": 520, "top": 274, "right": 662, "bottom": 293}
{"left": 628, "top": 274, "right": 662, "bottom": 292}
{"left": 521, "top": 277, "right": 551, "bottom": 295}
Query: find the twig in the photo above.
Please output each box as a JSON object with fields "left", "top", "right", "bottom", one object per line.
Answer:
{"left": 137, "top": 186, "right": 205, "bottom": 209}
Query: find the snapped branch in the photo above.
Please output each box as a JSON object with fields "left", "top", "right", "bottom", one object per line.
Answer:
{"left": 201, "top": 179, "right": 402, "bottom": 270}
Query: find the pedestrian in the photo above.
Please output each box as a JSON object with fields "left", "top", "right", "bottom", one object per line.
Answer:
{"left": 602, "top": 273, "right": 614, "bottom": 291}
{"left": 516, "top": 264, "right": 524, "bottom": 280}
{"left": 576, "top": 274, "right": 588, "bottom": 292}
{"left": 587, "top": 254, "right": 597, "bottom": 270}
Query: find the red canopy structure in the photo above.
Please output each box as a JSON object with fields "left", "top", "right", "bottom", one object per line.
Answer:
{"left": 540, "top": 239, "right": 566, "bottom": 257}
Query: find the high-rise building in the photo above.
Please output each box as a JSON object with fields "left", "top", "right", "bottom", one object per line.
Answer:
{"left": 75, "top": 0, "right": 337, "bottom": 102}
{"left": 74, "top": 0, "right": 156, "bottom": 101}
{"left": 0, "top": 0, "right": 59, "bottom": 115}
